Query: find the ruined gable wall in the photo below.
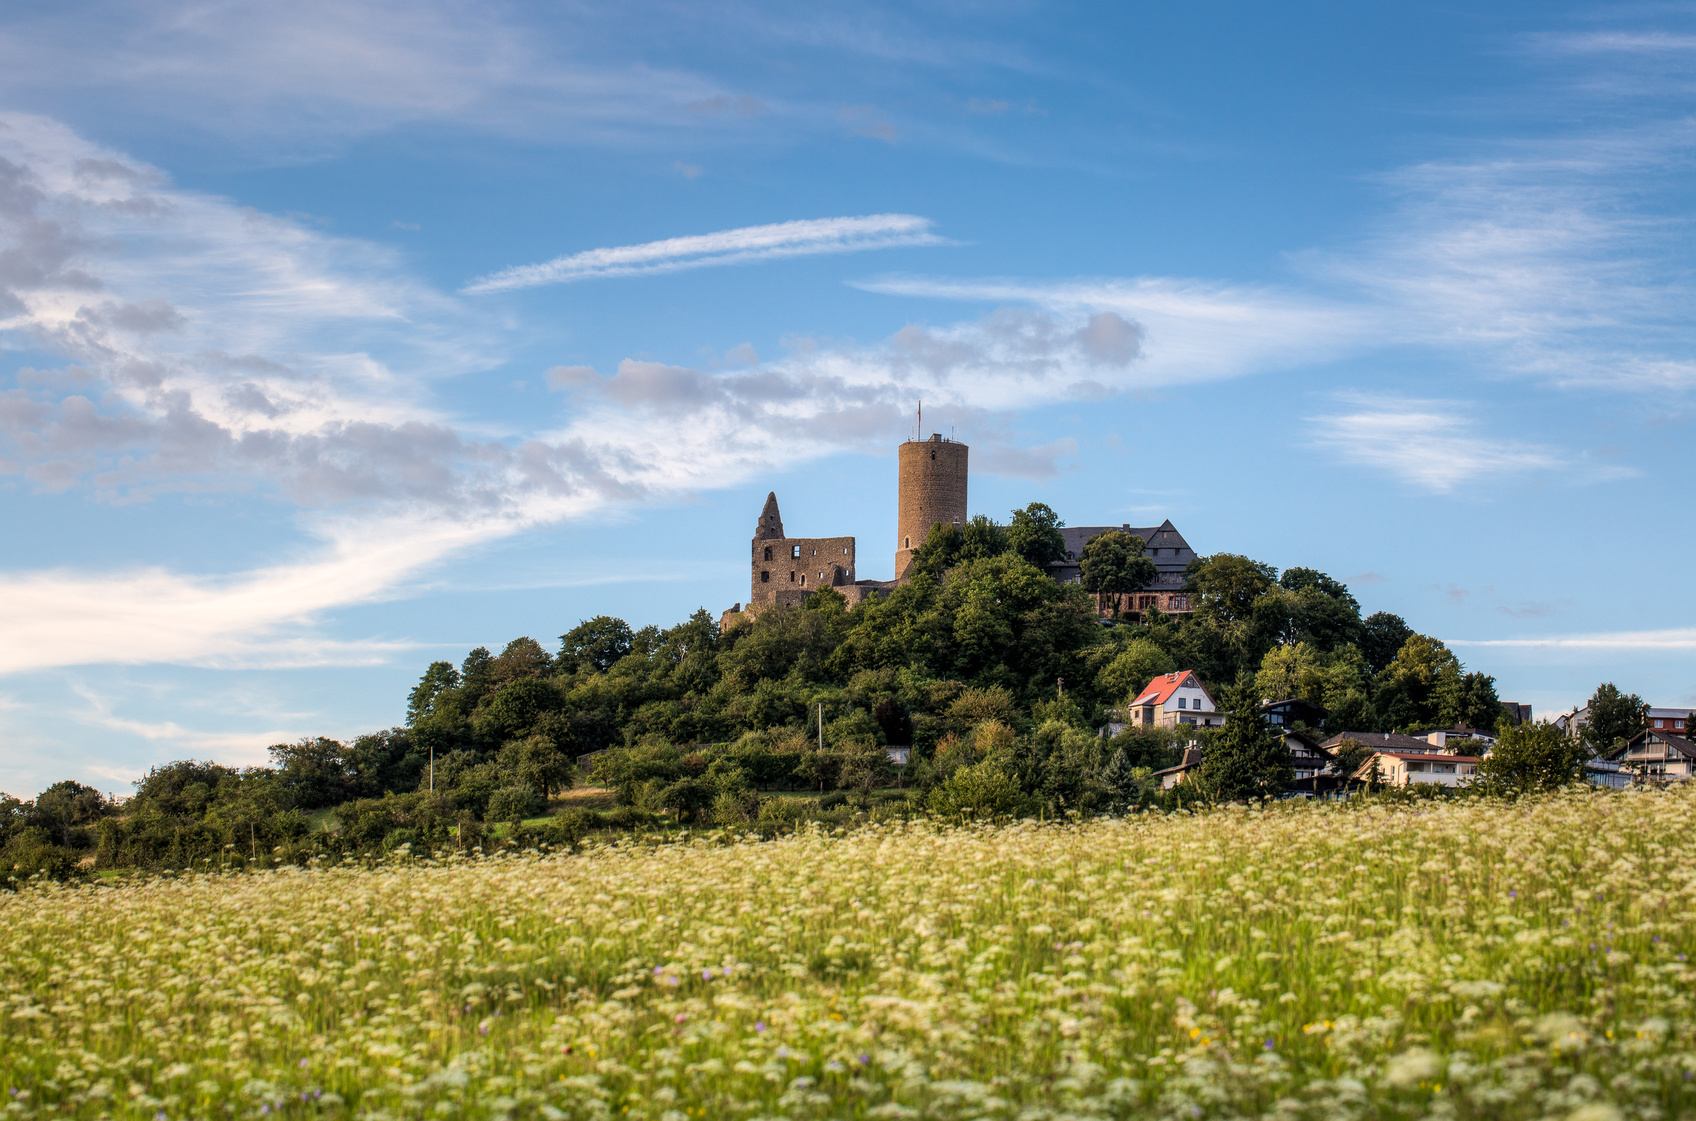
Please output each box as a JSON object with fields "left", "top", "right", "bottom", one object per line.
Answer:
{"left": 750, "top": 535, "right": 857, "bottom": 604}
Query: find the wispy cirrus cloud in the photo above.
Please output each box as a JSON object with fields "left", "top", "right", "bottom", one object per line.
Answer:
{"left": 463, "top": 214, "right": 947, "bottom": 293}
{"left": 1308, "top": 394, "right": 1562, "bottom": 493}
{"left": 1448, "top": 628, "right": 1696, "bottom": 651}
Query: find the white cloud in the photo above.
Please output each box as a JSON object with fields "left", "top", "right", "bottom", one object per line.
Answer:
{"left": 0, "top": 0, "right": 748, "bottom": 156}
{"left": 463, "top": 215, "right": 947, "bottom": 293}
{"left": 1448, "top": 628, "right": 1696, "bottom": 651}
{"left": 854, "top": 275, "right": 1377, "bottom": 387}
{"left": 1309, "top": 394, "right": 1560, "bottom": 493}
{"left": 1301, "top": 130, "right": 1696, "bottom": 390}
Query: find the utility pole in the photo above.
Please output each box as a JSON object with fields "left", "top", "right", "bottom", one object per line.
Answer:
{"left": 818, "top": 703, "right": 824, "bottom": 751}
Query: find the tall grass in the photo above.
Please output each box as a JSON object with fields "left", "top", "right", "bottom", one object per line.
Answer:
{"left": 2, "top": 787, "right": 1693, "bottom": 1119}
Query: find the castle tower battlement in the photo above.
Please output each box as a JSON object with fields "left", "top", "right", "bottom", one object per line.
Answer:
{"left": 895, "top": 433, "right": 968, "bottom": 581}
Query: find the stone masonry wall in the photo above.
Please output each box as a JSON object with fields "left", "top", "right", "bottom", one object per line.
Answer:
{"left": 895, "top": 435, "right": 968, "bottom": 580}
{"left": 751, "top": 535, "right": 857, "bottom": 605}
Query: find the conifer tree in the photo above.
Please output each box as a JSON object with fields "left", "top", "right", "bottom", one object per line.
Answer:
{"left": 1192, "top": 676, "right": 1293, "bottom": 802}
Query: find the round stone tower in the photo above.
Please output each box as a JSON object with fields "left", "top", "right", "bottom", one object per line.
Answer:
{"left": 896, "top": 433, "right": 968, "bottom": 580}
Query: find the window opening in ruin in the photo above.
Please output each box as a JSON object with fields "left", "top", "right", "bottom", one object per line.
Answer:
{"left": 760, "top": 571, "right": 769, "bottom": 583}
{"left": 789, "top": 571, "right": 795, "bottom": 582}
{"left": 763, "top": 546, "right": 771, "bottom": 561}
{"left": 903, "top": 536, "right": 910, "bottom": 548}
{"left": 791, "top": 545, "right": 800, "bottom": 557}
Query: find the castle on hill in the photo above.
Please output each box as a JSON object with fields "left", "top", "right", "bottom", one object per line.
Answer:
{"left": 724, "top": 432, "right": 1199, "bottom": 622}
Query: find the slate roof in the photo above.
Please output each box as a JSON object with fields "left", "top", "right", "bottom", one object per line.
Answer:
{"left": 1049, "top": 519, "right": 1194, "bottom": 588}
{"left": 1320, "top": 731, "right": 1442, "bottom": 754}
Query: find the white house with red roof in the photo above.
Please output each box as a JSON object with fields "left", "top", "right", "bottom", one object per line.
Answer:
{"left": 1129, "top": 671, "right": 1224, "bottom": 730}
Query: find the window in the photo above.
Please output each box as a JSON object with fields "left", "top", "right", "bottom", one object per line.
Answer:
{"left": 763, "top": 546, "right": 772, "bottom": 561}
{"left": 789, "top": 571, "right": 795, "bottom": 582}
{"left": 1435, "top": 763, "right": 1456, "bottom": 774}
{"left": 843, "top": 548, "right": 848, "bottom": 555}
{"left": 791, "top": 545, "right": 801, "bottom": 558}
{"left": 811, "top": 549, "right": 817, "bottom": 556}
{"left": 760, "top": 571, "right": 769, "bottom": 583}
{"left": 1654, "top": 719, "right": 1663, "bottom": 728}
{"left": 904, "top": 536, "right": 910, "bottom": 548}
{"left": 1177, "top": 697, "right": 1187, "bottom": 710}
{"left": 1407, "top": 761, "right": 1428, "bottom": 773}
{"left": 800, "top": 574, "right": 806, "bottom": 585}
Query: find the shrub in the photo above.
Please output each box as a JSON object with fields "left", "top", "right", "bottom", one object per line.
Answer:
{"left": 485, "top": 783, "right": 545, "bottom": 823}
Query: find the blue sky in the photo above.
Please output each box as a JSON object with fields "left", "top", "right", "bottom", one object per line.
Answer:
{"left": 1, "top": 1, "right": 1693, "bottom": 796}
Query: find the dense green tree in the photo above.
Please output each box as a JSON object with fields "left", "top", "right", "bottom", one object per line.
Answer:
{"left": 1187, "top": 554, "right": 1277, "bottom": 626}
{"left": 1004, "top": 503, "right": 1066, "bottom": 569}
{"left": 497, "top": 735, "right": 577, "bottom": 798}
{"left": 1361, "top": 613, "right": 1413, "bottom": 675}
{"left": 1079, "top": 530, "right": 1158, "bottom": 617}
{"left": 1475, "top": 722, "right": 1586, "bottom": 793}
{"left": 1098, "top": 638, "right": 1177, "bottom": 704}
{"left": 1190, "top": 677, "right": 1293, "bottom": 802}
{"left": 558, "top": 616, "right": 635, "bottom": 674}
{"left": 1583, "top": 683, "right": 1648, "bottom": 755}
{"left": 407, "top": 661, "right": 461, "bottom": 724}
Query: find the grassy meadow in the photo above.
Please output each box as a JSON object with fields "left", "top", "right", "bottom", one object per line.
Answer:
{"left": 3, "top": 788, "right": 1694, "bottom": 1120}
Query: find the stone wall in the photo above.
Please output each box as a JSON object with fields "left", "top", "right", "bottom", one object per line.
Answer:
{"left": 750, "top": 534, "right": 857, "bottom": 605}
{"left": 895, "top": 434, "right": 968, "bottom": 580}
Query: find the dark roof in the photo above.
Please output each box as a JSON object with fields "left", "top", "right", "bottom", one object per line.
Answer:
{"left": 1607, "top": 727, "right": 1696, "bottom": 762}
{"left": 1412, "top": 724, "right": 1496, "bottom": 739}
{"left": 1321, "top": 731, "right": 1440, "bottom": 754}
{"left": 1152, "top": 746, "right": 1206, "bottom": 777}
{"left": 1049, "top": 520, "right": 1194, "bottom": 583}
{"left": 1284, "top": 730, "right": 1331, "bottom": 758}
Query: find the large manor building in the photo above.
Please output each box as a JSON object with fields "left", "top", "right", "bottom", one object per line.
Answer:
{"left": 727, "top": 431, "right": 1199, "bottom": 620}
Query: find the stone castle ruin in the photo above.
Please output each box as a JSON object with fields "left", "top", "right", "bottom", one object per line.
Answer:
{"left": 724, "top": 430, "right": 1199, "bottom": 624}
{"left": 730, "top": 432, "right": 968, "bottom": 619}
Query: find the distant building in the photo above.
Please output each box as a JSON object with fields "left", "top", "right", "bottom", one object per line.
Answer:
{"left": 1602, "top": 727, "right": 1696, "bottom": 783}
{"left": 1153, "top": 745, "right": 1206, "bottom": 790}
{"left": 1263, "top": 698, "right": 1327, "bottom": 732}
{"left": 1647, "top": 708, "right": 1695, "bottom": 733}
{"left": 1345, "top": 749, "right": 1480, "bottom": 788}
{"left": 1501, "top": 701, "right": 1533, "bottom": 724}
{"left": 1322, "top": 731, "right": 1448, "bottom": 756}
{"left": 1555, "top": 704, "right": 1693, "bottom": 741}
{"left": 1129, "top": 671, "right": 1224, "bottom": 730}
{"left": 1416, "top": 725, "right": 1498, "bottom": 751}
{"left": 1286, "top": 730, "right": 1334, "bottom": 782}
{"left": 1048, "top": 520, "right": 1197, "bottom": 616}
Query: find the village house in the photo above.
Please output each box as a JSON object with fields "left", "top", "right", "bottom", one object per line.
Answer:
{"left": 1346, "top": 749, "right": 1479, "bottom": 788}
{"left": 1602, "top": 727, "right": 1696, "bottom": 783}
{"left": 1152, "top": 746, "right": 1205, "bottom": 790}
{"left": 1128, "top": 671, "right": 1225, "bottom": 730}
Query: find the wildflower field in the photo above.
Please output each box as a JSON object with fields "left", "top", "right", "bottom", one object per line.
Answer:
{"left": 4, "top": 789, "right": 1695, "bottom": 1120}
